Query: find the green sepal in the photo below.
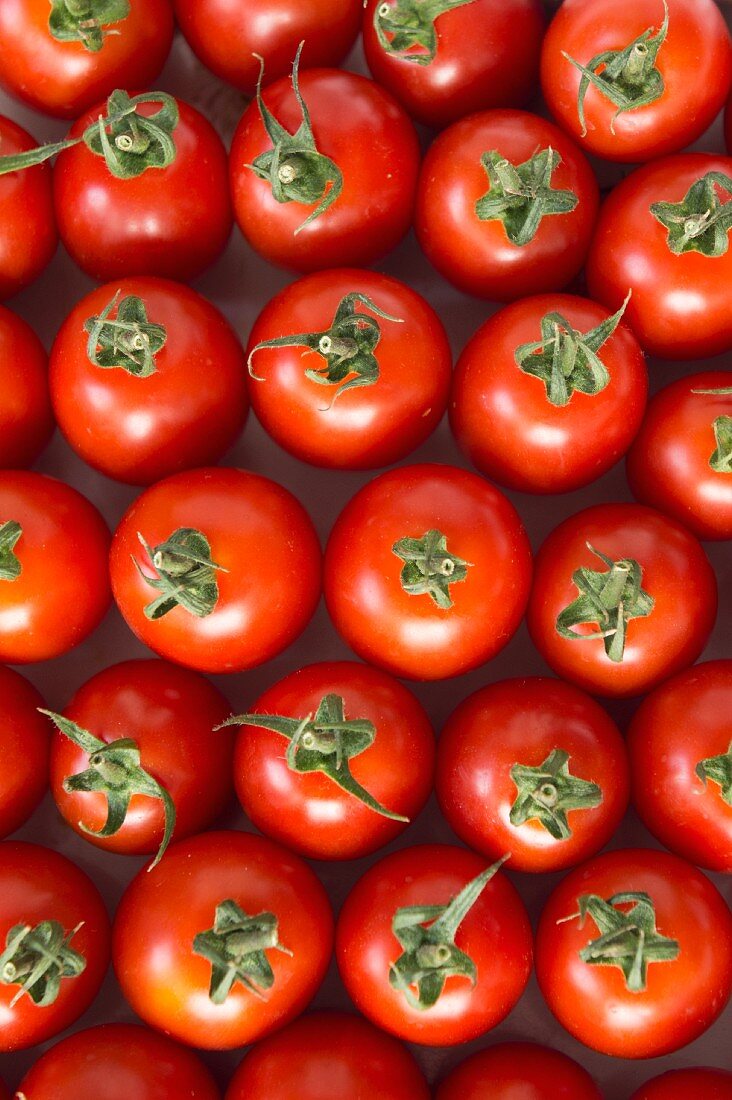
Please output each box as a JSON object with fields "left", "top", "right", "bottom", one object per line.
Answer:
{"left": 84, "top": 291, "right": 167, "bottom": 377}
{"left": 392, "top": 529, "right": 472, "bottom": 610}
{"left": 133, "top": 527, "right": 227, "bottom": 620}
{"left": 48, "top": 0, "right": 130, "bottom": 52}
{"left": 192, "top": 899, "right": 292, "bottom": 1005}
{"left": 696, "top": 741, "right": 732, "bottom": 806}
{"left": 373, "top": 0, "right": 477, "bottom": 65}
{"left": 0, "top": 920, "right": 86, "bottom": 1007}
{"left": 510, "top": 749, "right": 603, "bottom": 840}
{"left": 651, "top": 171, "right": 732, "bottom": 257}
{"left": 0, "top": 520, "right": 22, "bottom": 582}
{"left": 708, "top": 415, "right": 732, "bottom": 473}
{"left": 475, "top": 148, "right": 578, "bottom": 247}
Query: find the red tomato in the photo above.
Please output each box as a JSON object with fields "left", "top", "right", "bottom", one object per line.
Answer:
{"left": 228, "top": 661, "right": 435, "bottom": 860}
{"left": 536, "top": 848, "right": 732, "bottom": 1058}
{"left": 0, "top": 305, "right": 53, "bottom": 468}
{"left": 436, "top": 678, "right": 629, "bottom": 873}
{"left": 0, "top": 471, "right": 111, "bottom": 664}
{"left": 0, "top": 667, "right": 49, "bottom": 840}
{"left": 0, "top": 115, "right": 57, "bottom": 300}
{"left": 726, "top": 91, "right": 732, "bottom": 153}
{"left": 627, "top": 660, "right": 732, "bottom": 874}
{"left": 587, "top": 153, "right": 732, "bottom": 359}
{"left": 324, "top": 463, "right": 532, "bottom": 681}
{"left": 110, "top": 467, "right": 321, "bottom": 673}
{"left": 113, "top": 830, "right": 333, "bottom": 1049}
{"left": 627, "top": 370, "right": 732, "bottom": 541}
{"left": 49, "top": 277, "right": 248, "bottom": 485}
{"left": 0, "top": 0, "right": 174, "bottom": 118}
{"left": 631, "top": 1068, "right": 732, "bottom": 1100}
{"left": 527, "top": 503, "right": 717, "bottom": 698}
{"left": 362, "top": 0, "right": 544, "bottom": 129}
{"left": 415, "top": 110, "right": 599, "bottom": 301}
{"left": 436, "top": 1041, "right": 602, "bottom": 1100}
{"left": 450, "top": 293, "right": 647, "bottom": 493}
{"left": 225, "top": 1010, "right": 430, "bottom": 1100}
{"left": 0, "top": 841, "right": 110, "bottom": 1052}
{"left": 541, "top": 0, "right": 732, "bottom": 163}
{"left": 246, "top": 269, "right": 451, "bottom": 469}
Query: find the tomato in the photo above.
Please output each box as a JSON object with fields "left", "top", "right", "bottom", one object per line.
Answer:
{"left": 436, "top": 677, "right": 629, "bottom": 873}
{"left": 362, "top": 0, "right": 544, "bottom": 129}
{"left": 49, "top": 277, "right": 248, "bottom": 485}
{"left": 227, "top": 661, "right": 435, "bottom": 860}
{"left": 0, "top": 471, "right": 111, "bottom": 664}
{"left": 450, "top": 293, "right": 647, "bottom": 493}
{"left": 0, "top": 305, "right": 53, "bottom": 468}
{"left": 225, "top": 1010, "right": 430, "bottom": 1100}
{"left": 415, "top": 110, "right": 599, "bottom": 301}
{"left": 0, "top": 0, "right": 174, "bottom": 118}
{"left": 541, "top": 0, "right": 732, "bottom": 163}
{"left": 113, "top": 830, "right": 333, "bottom": 1049}
{"left": 246, "top": 269, "right": 451, "bottom": 469}
{"left": 0, "top": 841, "right": 110, "bottom": 1052}
{"left": 587, "top": 153, "right": 732, "bottom": 360}
{"left": 435, "top": 1042, "right": 602, "bottom": 1100}
{"left": 630, "top": 1068, "right": 732, "bottom": 1100}
{"left": 626, "top": 370, "right": 732, "bottom": 541}
{"left": 324, "top": 463, "right": 532, "bottom": 681}
{"left": 0, "top": 115, "right": 57, "bottom": 300}
{"left": 536, "top": 847, "right": 732, "bottom": 1058}
{"left": 527, "top": 503, "right": 717, "bottom": 698}
{"left": 0, "top": 667, "right": 49, "bottom": 840}
{"left": 110, "top": 467, "right": 321, "bottom": 674}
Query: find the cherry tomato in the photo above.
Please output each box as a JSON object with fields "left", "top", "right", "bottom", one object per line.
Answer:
{"left": 0, "top": 115, "right": 57, "bottom": 300}
{"left": 536, "top": 847, "right": 732, "bottom": 1058}
{"left": 415, "top": 110, "right": 599, "bottom": 301}
{"left": 436, "top": 1041, "right": 602, "bottom": 1100}
{"left": 245, "top": 269, "right": 451, "bottom": 469}
{"left": 110, "top": 467, "right": 321, "bottom": 674}
{"left": 450, "top": 293, "right": 647, "bottom": 493}
{"left": 0, "top": 305, "right": 53, "bottom": 468}
{"left": 527, "top": 503, "right": 717, "bottom": 698}
{"left": 324, "top": 463, "right": 532, "bottom": 681}
{"left": 436, "top": 677, "right": 629, "bottom": 873}
{"left": 631, "top": 1068, "right": 732, "bottom": 1100}
{"left": 0, "top": 841, "right": 110, "bottom": 1052}
{"left": 0, "top": 471, "right": 111, "bottom": 664}
{"left": 113, "top": 830, "right": 333, "bottom": 1050}
{"left": 49, "top": 277, "right": 248, "bottom": 485}
{"left": 0, "top": 667, "right": 49, "bottom": 840}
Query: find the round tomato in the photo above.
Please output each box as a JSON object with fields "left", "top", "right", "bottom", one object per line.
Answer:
{"left": 113, "top": 830, "right": 333, "bottom": 1049}
{"left": 415, "top": 109, "right": 599, "bottom": 301}
{"left": 0, "top": 667, "right": 49, "bottom": 840}
{"left": 324, "top": 463, "right": 532, "bottom": 681}
{"left": 0, "top": 115, "right": 57, "bottom": 300}
{"left": 627, "top": 370, "right": 732, "bottom": 541}
{"left": 527, "top": 502, "right": 717, "bottom": 698}
{"left": 0, "top": 305, "right": 53, "bottom": 468}
{"left": 450, "top": 293, "right": 647, "bottom": 493}
{"left": 50, "top": 277, "right": 248, "bottom": 484}
{"left": 436, "top": 677, "right": 629, "bottom": 873}
{"left": 0, "top": 841, "right": 110, "bottom": 1052}
{"left": 631, "top": 1068, "right": 732, "bottom": 1100}
{"left": 0, "top": 471, "right": 111, "bottom": 664}
{"left": 246, "top": 269, "right": 451, "bottom": 469}
{"left": 436, "top": 1042, "right": 602, "bottom": 1100}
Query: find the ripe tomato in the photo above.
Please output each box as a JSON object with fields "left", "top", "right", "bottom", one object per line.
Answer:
{"left": 110, "top": 467, "right": 320, "bottom": 673}
{"left": 527, "top": 503, "right": 717, "bottom": 698}
{"left": 226, "top": 661, "right": 435, "bottom": 860}
{"left": 0, "top": 471, "right": 111, "bottom": 664}
{"left": 362, "top": 0, "right": 544, "bottom": 129}
{"left": 246, "top": 269, "right": 451, "bottom": 468}
{"left": 0, "top": 667, "right": 49, "bottom": 840}
{"left": 113, "top": 830, "right": 333, "bottom": 1049}
{"left": 631, "top": 1068, "right": 732, "bottom": 1100}
{"left": 536, "top": 847, "right": 732, "bottom": 1058}
{"left": 627, "top": 370, "right": 732, "bottom": 541}
{"left": 0, "top": 841, "right": 110, "bottom": 1052}
{"left": 0, "top": 305, "right": 53, "bottom": 468}
{"left": 436, "top": 677, "right": 629, "bottom": 873}
{"left": 540, "top": 0, "right": 732, "bottom": 163}
{"left": 587, "top": 153, "right": 732, "bottom": 359}
{"left": 49, "top": 277, "right": 248, "bottom": 485}
{"left": 436, "top": 1042, "right": 602, "bottom": 1100}
{"left": 450, "top": 293, "right": 647, "bottom": 493}
{"left": 0, "top": 115, "right": 57, "bottom": 300}
{"left": 415, "top": 110, "right": 598, "bottom": 301}
{"left": 324, "top": 464, "right": 532, "bottom": 681}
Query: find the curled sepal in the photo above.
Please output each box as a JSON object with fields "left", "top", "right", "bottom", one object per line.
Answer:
{"left": 373, "top": 0, "right": 477, "bottom": 65}
{"left": 559, "top": 891, "right": 679, "bottom": 993}
{"left": 510, "top": 749, "right": 603, "bottom": 840}
{"left": 0, "top": 520, "right": 22, "bottom": 582}
{"left": 651, "top": 172, "right": 732, "bottom": 257}
{"left": 39, "top": 709, "right": 176, "bottom": 869}
{"left": 708, "top": 416, "right": 732, "bottom": 473}
{"left": 475, "top": 148, "right": 578, "bottom": 247}
{"left": 133, "top": 527, "right": 227, "bottom": 621}
{"left": 219, "top": 693, "right": 408, "bottom": 822}
{"left": 48, "top": 0, "right": 130, "bottom": 52}
{"left": 389, "top": 855, "right": 509, "bottom": 1011}
{"left": 0, "top": 920, "right": 86, "bottom": 1007}
{"left": 84, "top": 291, "right": 167, "bottom": 377}
{"left": 392, "top": 529, "right": 472, "bottom": 610}
{"left": 696, "top": 741, "right": 732, "bottom": 806}
{"left": 556, "top": 543, "right": 654, "bottom": 663}
{"left": 563, "top": 0, "right": 668, "bottom": 136}
{"left": 192, "top": 899, "right": 292, "bottom": 1005}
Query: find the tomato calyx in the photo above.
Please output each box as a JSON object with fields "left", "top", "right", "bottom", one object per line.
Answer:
{"left": 392, "top": 529, "right": 472, "bottom": 609}
{"left": 192, "top": 899, "right": 292, "bottom": 1004}
{"left": 510, "top": 749, "right": 603, "bottom": 840}
{"left": 84, "top": 291, "right": 167, "bottom": 377}
{"left": 134, "top": 527, "right": 228, "bottom": 620}
{"left": 0, "top": 920, "right": 86, "bottom": 1006}
{"left": 696, "top": 741, "right": 732, "bottom": 805}
{"left": 48, "top": 0, "right": 130, "bottom": 53}
{"left": 373, "top": 0, "right": 477, "bottom": 66}
{"left": 690, "top": 389, "right": 732, "bottom": 472}
{"left": 475, "top": 148, "right": 578, "bottom": 247}
{"left": 0, "top": 520, "right": 22, "bottom": 582}
{"left": 651, "top": 171, "right": 732, "bottom": 257}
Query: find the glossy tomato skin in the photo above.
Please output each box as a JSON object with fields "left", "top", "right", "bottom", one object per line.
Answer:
{"left": 0, "top": 667, "right": 49, "bottom": 840}
{"left": 113, "top": 830, "right": 333, "bottom": 1049}
{"left": 230, "top": 69, "right": 419, "bottom": 272}
{"left": 0, "top": 841, "right": 111, "bottom": 1052}
{"left": 0, "top": 471, "right": 111, "bottom": 664}
{"left": 627, "top": 371, "right": 732, "bottom": 541}
{"left": 450, "top": 294, "right": 647, "bottom": 493}
{"left": 0, "top": 116, "right": 57, "bottom": 300}
{"left": 0, "top": 304, "right": 54, "bottom": 468}
{"left": 436, "top": 1041, "right": 602, "bottom": 1100}
{"left": 324, "top": 464, "right": 532, "bottom": 681}
{"left": 246, "top": 269, "right": 451, "bottom": 469}
{"left": 631, "top": 1068, "right": 732, "bottom": 1100}
{"left": 416, "top": 110, "right": 599, "bottom": 301}
{"left": 50, "top": 277, "right": 248, "bottom": 485}
{"left": 527, "top": 503, "right": 717, "bottom": 698}
{"left": 436, "top": 678, "right": 629, "bottom": 873}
